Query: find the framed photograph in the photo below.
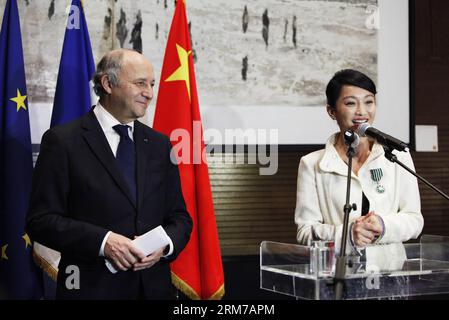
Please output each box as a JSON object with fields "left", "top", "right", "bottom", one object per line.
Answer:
{"left": 145, "top": 0, "right": 409, "bottom": 146}
{"left": 5, "top": 0, "right": 409, "bottom": 146}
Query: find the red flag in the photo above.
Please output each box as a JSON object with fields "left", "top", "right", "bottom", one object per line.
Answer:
{"left": 153, "top": 0, "right": 224, "bottom": 300}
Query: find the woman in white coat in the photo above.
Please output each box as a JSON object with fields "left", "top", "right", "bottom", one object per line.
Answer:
{"left": 294, "top": 69, "right": 423, "bottom": 255}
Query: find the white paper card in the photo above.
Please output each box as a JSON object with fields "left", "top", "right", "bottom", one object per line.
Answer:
{"left": 105, "top": 226, "right": 170, "bottom": 274}
{"left": 415, "top": 125, "right": 438, "bottom": 152}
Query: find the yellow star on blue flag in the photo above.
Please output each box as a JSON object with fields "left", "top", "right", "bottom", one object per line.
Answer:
{"left": 1, "top": 244, "right": 8, "bottom": 260}
{"left": 10, "top": 88, "right": 27, "bottom": 111}
{"left": 22, "top": 233, "right": 32, "bottom": 249}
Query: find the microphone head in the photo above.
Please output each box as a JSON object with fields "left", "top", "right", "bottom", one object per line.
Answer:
{"left": 344, "top": 130, "right": 356, "bottom": 143}
{"left": 357, "top": 122, "right": 370, "bottom": 137}
{"left": 351, "top": 132, "right": 360, "bottom": 148}
{"left": 344, "top": 130, "right": 360, "bottom": 148}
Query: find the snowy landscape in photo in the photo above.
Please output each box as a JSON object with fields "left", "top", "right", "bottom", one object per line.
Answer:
{"left": 0, "top": 0, "right": 379, "bottom": 142}
{"left": 185, "top": 0, "right": 378, "bottom": 107}
{"left": 0, "top": 0, "right": 378, "bottom": 107}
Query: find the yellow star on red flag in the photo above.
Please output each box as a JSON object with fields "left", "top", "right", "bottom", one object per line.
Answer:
{"left": 165, "top": 44, "right": 191, "bottom": 101}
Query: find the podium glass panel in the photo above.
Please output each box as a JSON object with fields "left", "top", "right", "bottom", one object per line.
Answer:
{"left": 260, "top": 235, "right": 449, "bottom": 300}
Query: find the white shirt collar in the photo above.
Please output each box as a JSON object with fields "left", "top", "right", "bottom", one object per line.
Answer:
{"left": 319, "top": 132, "right": 385, "bottom": 175}
{"left": 93, "top": 102, "right": 135, "bottom": 135}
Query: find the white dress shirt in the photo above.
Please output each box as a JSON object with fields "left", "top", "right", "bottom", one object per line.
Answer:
{"left": 93, "top": 103, "right": 173, "bottom": 258}
{"left": 94, "top": 102, "right": 135, "bottom": 155}
{"left": 294, "top": 133, "right": 424, "bottom": 254}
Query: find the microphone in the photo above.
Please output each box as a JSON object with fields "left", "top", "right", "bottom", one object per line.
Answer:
{"left": 343, "top": 130, "right": 360, "bottom": 149}
{"left": 357, "top": 123, "right": 409, "bottom": 152}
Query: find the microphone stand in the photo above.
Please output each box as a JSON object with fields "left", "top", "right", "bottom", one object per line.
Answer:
{"left": 334, "top": 142, "right": 358, "bottom": 300}
{"left": 383, "top": 146, "right": 449, "bottom": 201}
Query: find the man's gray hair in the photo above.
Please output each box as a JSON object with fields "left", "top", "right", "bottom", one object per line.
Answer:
{"left": 92, "top": 51, "right": 125, "bottom": 98}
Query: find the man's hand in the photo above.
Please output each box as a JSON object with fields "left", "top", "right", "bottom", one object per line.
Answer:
{"left": 352, "top": 212, "right": 383, "bottom": 247}
{"left": 104, "top": 232, "right": 145, "bottom": 271}
{"left": 133, "top": 246, "right": 166, "bottom": 272}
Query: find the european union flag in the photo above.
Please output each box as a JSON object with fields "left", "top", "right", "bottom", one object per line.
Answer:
{"left": 0, "top": 0, "right": 42, "bottom": 299}
{"left": 50, "top": 0, "right": 96, "bottom": 127}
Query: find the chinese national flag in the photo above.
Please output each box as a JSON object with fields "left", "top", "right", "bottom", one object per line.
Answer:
{"left": 153, "top": 0, "right": 224, "bottom": 300}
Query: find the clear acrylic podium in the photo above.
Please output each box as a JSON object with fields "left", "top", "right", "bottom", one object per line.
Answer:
{"left": 260, "top": 235, "right": 449, "bottom": 300}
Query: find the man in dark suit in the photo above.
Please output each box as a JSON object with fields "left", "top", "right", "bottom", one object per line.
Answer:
{"left": 26, "top": 49, "right": 192, "bottom": 299}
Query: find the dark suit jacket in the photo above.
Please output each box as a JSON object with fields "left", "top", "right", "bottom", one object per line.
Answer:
{"left": 26, "top": 110, "right": 192, "bottom": 299}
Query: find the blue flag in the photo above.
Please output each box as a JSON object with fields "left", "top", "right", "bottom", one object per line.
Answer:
{"left": 0, "top": 0, "right": 42, "bottom": 299}
{"left": 34, "top": 0, "right": 95, "bottom": 299}
{"left": 50, "top": 0, "right": 95, "bottom": 127}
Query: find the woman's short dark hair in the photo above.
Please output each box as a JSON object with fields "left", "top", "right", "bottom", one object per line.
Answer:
{"left": 325, "top": 69, "right": 377, "bottom": 109}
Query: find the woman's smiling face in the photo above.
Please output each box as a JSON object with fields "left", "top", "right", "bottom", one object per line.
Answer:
{"left": 328, "top": 85, "right": 376, "bottom": 134}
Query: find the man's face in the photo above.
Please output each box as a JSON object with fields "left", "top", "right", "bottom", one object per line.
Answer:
{"left": 110, "top": 54, "right": 155, "bottom": 122}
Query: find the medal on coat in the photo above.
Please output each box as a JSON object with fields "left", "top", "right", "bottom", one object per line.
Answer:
{"left": 370, "top": 168, "right": 385, "bottom": 193}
